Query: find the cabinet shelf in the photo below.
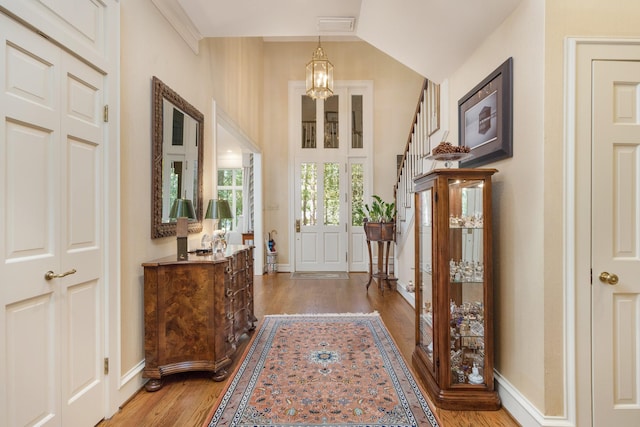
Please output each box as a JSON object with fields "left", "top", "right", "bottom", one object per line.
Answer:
{"left": 412, "top": 168, "right": 500, "bottom": 411}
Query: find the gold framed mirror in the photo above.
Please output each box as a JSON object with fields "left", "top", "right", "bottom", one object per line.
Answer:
{"left": 151, "top": 76, "right": 204, "bottom": 238}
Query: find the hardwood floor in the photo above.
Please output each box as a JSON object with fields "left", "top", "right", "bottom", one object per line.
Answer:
{"left": 98, "top": 272, "right": 520, "bottom": 427}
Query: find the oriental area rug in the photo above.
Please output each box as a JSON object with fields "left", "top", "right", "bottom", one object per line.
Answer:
{"left": 205, "top": 313, "right": 440, "bottom": 427}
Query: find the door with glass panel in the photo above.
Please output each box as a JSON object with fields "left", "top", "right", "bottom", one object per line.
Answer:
{"left": 295, "top": 158, "right": 347, "bottom": 271}
{"left": 291, "top": 82, "right": 372, "bottom": 272}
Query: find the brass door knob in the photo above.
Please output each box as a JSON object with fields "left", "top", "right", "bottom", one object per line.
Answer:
{"left": 599, "top": 272, "right": 619, "bottom": 285}
{"left": 44, "top": 268, "right": 77, "bottom": 280}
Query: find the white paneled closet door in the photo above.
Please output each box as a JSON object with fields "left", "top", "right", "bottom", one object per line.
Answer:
{"left": 0, "top": 13, "right": 106, "bottom": 427}
{"left": 591, "top": 59, "right": 640, "bottom": 427}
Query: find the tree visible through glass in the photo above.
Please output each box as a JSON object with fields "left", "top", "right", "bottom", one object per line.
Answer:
{"left": 324, "top": 163, "right": 340, "bottom": 225}
{"left": 300, "top": 163, "right": 317, "bottom": 226}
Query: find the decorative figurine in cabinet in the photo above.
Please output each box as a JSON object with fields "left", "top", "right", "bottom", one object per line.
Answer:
{"left": 412, "top": 168, "right": 500, "bottom": 410}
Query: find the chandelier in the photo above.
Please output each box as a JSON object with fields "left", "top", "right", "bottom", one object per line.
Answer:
{"left": 305, "top": 37, "right": 334, "bottom": 100}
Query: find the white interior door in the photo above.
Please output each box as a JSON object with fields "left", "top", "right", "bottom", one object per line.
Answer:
{"left": 0, "top": 14, "right": 105, "bottom": 427}
{"left": 592, "top": 59, "right": 640, "bottom": 426}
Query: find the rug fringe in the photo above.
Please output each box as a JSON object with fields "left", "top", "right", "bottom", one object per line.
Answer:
{"left": 264, "top": 311, "right": 379, "bottom": 317}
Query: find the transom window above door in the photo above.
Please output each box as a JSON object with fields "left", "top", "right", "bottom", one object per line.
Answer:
{"left": 300, "top": 94, "right": 364, "bottom": 151}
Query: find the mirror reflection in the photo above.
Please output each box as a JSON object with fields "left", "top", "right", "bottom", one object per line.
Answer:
{"left": 162, "top": 98, "right": 199, "bottom": 221}
{"left": 152, "top": 76, "right": 204, "bottom": 238}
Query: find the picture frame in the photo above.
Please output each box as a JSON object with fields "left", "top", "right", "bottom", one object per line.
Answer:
{"left": 427, "top": 80, "right": 440, "bottom": 137}
{"left": 459, "top": 57, "right": 513, "bottom": 168}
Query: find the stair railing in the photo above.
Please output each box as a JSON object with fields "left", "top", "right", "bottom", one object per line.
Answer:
{"left": 395, "top": 78, "right": 433, "bottom": 226}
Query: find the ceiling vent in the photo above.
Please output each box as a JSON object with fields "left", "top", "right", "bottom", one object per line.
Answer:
{"left": 317, "top": 17, "right": 356, "bottom": 33}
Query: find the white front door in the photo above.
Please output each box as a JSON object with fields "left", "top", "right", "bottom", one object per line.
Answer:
{"left": 294, "top": 156, "right": 347, "bottom": 272}
{"left": 591, "top": 59, "right": 640, "bottom": 426}
{"left": 290, "top": 82, "right": 373, "bottom": 272}
{"left": 0, "top": 15, "right": 105, "bottom": 427}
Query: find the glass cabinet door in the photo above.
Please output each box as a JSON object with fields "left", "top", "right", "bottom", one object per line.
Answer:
{"left": 413, "top": 168, "right": 499, "bottom": 410}
{"left": 417, "top": 188, "right": 435, "bottom": 372}
{"left": 447, "top": 178, "right": 486, "bottom": 386}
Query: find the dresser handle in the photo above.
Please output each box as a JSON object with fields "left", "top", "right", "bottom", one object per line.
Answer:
{"left": 226, "top": 289, "right": 233, "bottom": 297}
{"left": 227, "top": 313, "right": 234, "bottom": 320}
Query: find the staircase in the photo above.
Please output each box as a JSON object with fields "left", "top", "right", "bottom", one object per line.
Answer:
{"left": 393, "top": 79, "right": 441, "bottom": 305}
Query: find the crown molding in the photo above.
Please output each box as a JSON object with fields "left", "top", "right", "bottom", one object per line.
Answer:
{"left": 152, "top": 0, "right": 202, "bottom": 54}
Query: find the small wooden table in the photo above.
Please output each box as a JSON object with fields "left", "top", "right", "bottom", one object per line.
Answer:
{"left": 241, "top": 232, "right": 254, "bottom": 245}
{"left": 364, "top": 222, "right": 397, "bottom": 293}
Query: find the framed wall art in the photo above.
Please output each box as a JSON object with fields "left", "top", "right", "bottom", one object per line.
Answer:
{"left": 459, "top": 57, "right": 513, "bottom": 168}
{"left": 427, "top": 79, "right": 440, "bottom": 136}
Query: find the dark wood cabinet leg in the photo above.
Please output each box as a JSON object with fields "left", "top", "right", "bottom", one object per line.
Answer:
{"left": 145, "top": 379, "right": 163, "bottom": 392}
{"left": 212, "top": 369, "right": 228, "bottom": 382}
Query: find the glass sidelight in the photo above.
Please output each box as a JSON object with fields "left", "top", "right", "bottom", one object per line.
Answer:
{"left": 299, "top": 163, "right": 317, "bottom": 226}
{"left": 351, "top": 163, "right": 364, "bottom": 226}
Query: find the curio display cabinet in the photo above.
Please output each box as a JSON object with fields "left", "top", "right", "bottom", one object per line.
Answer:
{"left": 412, "top": 168, "right": 500, "bottom": 410}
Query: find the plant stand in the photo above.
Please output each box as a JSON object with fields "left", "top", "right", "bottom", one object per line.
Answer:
{"left": 364, "top": 222, "right": 397, "bottom": 293}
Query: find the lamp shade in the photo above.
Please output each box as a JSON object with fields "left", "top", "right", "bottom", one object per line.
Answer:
{"left": 169, "top": 198, "right": 196, "bottom": 220}
{"left": 205, "top": 199, "right": 233, "bottom": 220}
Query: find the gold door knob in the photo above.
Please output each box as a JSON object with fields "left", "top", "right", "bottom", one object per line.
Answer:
{"left": 599, "top": 272, "right": 619, "bottom": 285}
{"left": 44, "top": 268, "right": 77, "bottom": 280}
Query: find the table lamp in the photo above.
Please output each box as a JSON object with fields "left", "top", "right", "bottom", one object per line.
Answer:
{"left": 205, "top": 199, "right": 233, "bottom": 252}
{"left": 169, "top": 198, "right": 196, "bottom": 260}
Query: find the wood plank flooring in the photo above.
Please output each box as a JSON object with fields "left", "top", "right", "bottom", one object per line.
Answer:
{"left": 98, "top": 272, "right": 520, "bottom": 427}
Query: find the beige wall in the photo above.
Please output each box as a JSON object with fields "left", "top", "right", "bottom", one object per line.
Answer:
{"left": 205, "top": 38, "right": 264, "bottom": 147}
{"left": 437, "top": 0, "right": 640, "bottom": 417}
{"left": 262, "top": 41, "right": 423, "bottom": 266}
{"left": 119, "top": 1, "right": 263, "bottom": 376}
{"left": 119, "top": 0, "right": 640, "bottom": 419}
{"left": 542, "top": 0, "right": 640, "bottom": 417}
{"left": 445, "top": 0, "right": 549, "bottom": 413}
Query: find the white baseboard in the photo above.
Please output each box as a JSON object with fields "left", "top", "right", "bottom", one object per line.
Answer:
{"left": 108, "top": 360, "right": 146, "bottom": 418}
{"left": 120, "top": 359, "right": 145, "bottom": 389}
{"left": 395, "top": 281, "right": 416, "bottom": 308}
{"left": 495, "top": 371, "right": 575, "bottom": 427}
{"left": 275, "top": 263, "right": 290, "bottom": 273}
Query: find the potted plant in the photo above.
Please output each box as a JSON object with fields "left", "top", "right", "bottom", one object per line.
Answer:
{"left": 356, "top": 195, "right": 397, "bottom": 242}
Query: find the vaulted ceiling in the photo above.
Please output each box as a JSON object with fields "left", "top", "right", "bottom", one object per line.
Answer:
{"left": 154, "top": 0, "right": 522, "bottom": 156}
{"left": 171, "top": 0, "right": 522, "bottom": 83}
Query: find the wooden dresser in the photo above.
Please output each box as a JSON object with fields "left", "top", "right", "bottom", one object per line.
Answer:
{"left": 142, "top": 245, "right": 255, "bottom": 391}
